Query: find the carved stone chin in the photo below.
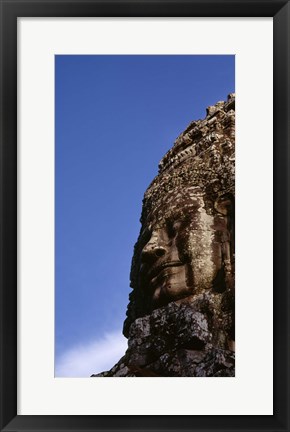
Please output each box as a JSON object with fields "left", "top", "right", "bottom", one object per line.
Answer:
{"left": 92, "top": 94, "right": 235, "bottom": 378}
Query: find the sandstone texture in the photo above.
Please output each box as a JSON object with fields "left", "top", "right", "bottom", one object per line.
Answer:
{"left": 92, "top": 94, "right": 235, "bottom": 377}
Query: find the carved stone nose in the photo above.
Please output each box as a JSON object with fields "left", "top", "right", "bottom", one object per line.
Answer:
{"left": 141, "top": 244, "right": 166, "bottom": 261}
{"left": 154, "top": 247, "right": 166, "bottom": 257}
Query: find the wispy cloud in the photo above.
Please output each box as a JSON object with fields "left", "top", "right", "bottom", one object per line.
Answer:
{"left": 55, "top": 331, "right": 128, "bottom": 377}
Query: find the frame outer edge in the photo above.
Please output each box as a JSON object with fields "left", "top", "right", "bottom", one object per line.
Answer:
{"left": 0, "top": 1, "right": 289, "bottom": 431}
{"left": 273, "top": 2, "right": 290, "bottom": 431}
{"left": 0, "top": 1, "right": 17, "bottom": 431}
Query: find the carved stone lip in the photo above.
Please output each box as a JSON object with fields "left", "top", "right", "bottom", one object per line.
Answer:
{"left": 146, "top": 260, "right": 183, "bottom": 282}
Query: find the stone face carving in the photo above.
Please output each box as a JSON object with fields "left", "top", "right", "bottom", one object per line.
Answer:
{"left": 131, "top": 192, "right": 233, "bottom": 314}
{"left": 92, "top": 94, "right": 235, "bottom": 377}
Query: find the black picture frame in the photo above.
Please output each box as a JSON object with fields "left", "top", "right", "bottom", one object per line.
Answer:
{"left": 0, "top": 1, "right": 289, "bottom": 431}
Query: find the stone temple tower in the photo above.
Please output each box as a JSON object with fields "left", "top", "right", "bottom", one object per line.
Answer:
{"left": 92, "top": 94, "right": 235, "bottom": 377}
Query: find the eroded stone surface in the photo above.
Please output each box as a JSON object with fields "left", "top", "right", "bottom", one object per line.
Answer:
{"left": 92, "top": 94, "right": 235, "bottom": 377}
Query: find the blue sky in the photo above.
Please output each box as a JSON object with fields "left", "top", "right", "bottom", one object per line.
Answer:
{"left": 55, "top": 55, "right": 235, "bottom": 377}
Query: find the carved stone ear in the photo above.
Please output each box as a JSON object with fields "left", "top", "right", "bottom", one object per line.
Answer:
{"left": 214, "top": 193, "right": 234, "bottom": 215}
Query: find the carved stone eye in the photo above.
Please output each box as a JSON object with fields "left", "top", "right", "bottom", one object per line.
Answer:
{"left": 166, "top": 221, "right": 175, "bottom": 238}
{"left": 214, "top": 193, "right": 234, "bottom": 215}
{"left": 167, "top": 220, "right": 181, "bottom": 238}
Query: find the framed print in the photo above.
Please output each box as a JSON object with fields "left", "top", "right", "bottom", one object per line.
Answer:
{"left": 0, "top": 1, "right": 289, "bottom": 431}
